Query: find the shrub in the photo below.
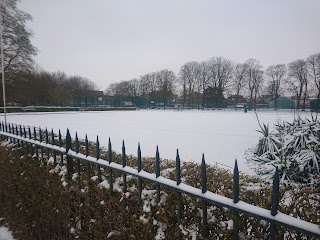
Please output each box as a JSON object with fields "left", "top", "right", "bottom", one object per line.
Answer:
{"left": 247, "top": 116, "right": 320, "bottom": 186}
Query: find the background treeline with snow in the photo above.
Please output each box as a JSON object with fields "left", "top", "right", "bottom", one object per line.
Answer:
{"left": 1, "top": 0, "right": 320, "bottom": 108}
{"left": 105, "top": 54, "right": 320, "bottom": 110}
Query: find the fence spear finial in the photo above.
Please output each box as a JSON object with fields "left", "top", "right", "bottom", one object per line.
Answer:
{"left": 233, "top": 159, "right": 239, "bottom": 203}
{"left": 201, "top": 154, "right": 207, "bottom": 193}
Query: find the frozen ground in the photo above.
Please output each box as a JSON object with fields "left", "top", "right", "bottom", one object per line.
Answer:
{"left": 0, "top": 110, "right": 313, "bottom": 175}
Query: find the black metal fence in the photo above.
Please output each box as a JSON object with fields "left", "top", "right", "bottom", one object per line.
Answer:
{"left": 0, "top": 122, "right": 319, "bottom": 239}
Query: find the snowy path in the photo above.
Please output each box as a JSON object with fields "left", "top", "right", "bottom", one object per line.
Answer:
{"left": 0, "top": 110, "right": 311, "bottom": 175}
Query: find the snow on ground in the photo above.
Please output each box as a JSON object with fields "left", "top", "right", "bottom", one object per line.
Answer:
{"left": 0, "top": 226, "right": 15, "bottom": 240}
{"left": 0, "top": 109, "right": 312, "bottom": 175}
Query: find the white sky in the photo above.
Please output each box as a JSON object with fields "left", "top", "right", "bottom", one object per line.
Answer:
{"left": 19, "top": 0, "right": 320, "bottom": 91}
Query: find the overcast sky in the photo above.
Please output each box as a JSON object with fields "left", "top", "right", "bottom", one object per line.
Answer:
{"left": 19, "top": 0, "right": 320, "bottom": 91}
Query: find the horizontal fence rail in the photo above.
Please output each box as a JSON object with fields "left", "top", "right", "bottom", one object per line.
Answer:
{"left": 0, "top": 122, "right": 320, "bottom": 239}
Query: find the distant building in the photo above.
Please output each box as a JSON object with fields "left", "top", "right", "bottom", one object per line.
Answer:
{"left": 226, "top": 95, "right": 248, "bottom": 108}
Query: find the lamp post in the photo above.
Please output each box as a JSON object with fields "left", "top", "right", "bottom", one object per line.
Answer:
{"left": 0, "top": 3, "right": 6, "bottom": 124}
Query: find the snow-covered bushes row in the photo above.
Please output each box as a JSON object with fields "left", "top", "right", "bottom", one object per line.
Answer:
{"left": 247, "top": 116, "right": 320, "bottom": 186}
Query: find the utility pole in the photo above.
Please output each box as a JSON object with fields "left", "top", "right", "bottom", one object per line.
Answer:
{"left": 0, "top": 3, "right": 7, "bottom": 124}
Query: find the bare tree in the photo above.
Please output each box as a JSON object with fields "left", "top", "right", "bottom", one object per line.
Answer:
{"left": 245, "top": 59, "right": 263, "bottom": 109}
{"left": 265, "top": 64, "right": 286, "bottom": 109}
{"left": 207, "top": 57, "right": 234, "bottom": 103}
{"left": 179, "top": 61, "right": 199, "bottom": 107}
{"left": 252, "top": 68, "right": 264, "bottom": 110}
{"left": 232, "top": 63, "right": 248, "bottom": 104}
{"left": 114, "top": 81, "right": 133, "bottom": 97}
{"left": 307, "top": 53, "right": 320, "bottom": 100}
{"left": 127, "top": 79, "right": 140, "bottom": 97}
{"left": 105, "top": 82, "right": 118, "bottom": 96}
{"left": 156, "top": 69, "right": 176, "bottom": 105}
{"left": 0, "top": 0, "right": 37, "bottom": 76}
{"left": 287, "top": 59, "right": 308, "bottom": 109}
{"left": 139, "top": 73, "right": 153, "bottom": 98}
{"left": 196, "top": 61, "right": 210, "bottom": 107}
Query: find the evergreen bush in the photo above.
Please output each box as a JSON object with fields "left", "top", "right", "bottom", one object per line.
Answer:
{"left": 247, "top": 116, "right": 320, "bottom": 186}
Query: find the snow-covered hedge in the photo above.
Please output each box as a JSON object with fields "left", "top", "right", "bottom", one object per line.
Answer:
{"left": 247, "top": 116, "right": 320, "bottom": 186}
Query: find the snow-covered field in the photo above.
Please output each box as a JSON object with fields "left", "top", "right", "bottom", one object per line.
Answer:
{"left": 0, "top": 110, "right": 312, "bottom": 175}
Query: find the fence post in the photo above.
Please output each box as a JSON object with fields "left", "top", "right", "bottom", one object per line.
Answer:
{"left": 66, "top": 129, "right": 73, "bottom": 178}
{"left": 75, "top": 132, "right": 80, "bottom": 172}
{"left": 28, "top": 126, "right": 33, "bottom": 156}
{"left": 96, "top": 136, "right": 102, "bottom": 182}
{"left": 85, "top": 135, "right": 90, "bottom": 177}
{"left": 75, "top": 133, "right": 80, "bottom": 175}
{"left": 0, "top": 122, "right": 2, "bottom": 141}
{"left": 201, "top": 154, "right": 209, "bottom": 238}
{"left": 11, "top": 124, "right": 15, "bottom": 144}
{"left": 14, "top": 125, "right": 18, "bottom": 145}
{"left": 270, "top": 167, "right": 279, "bottom": 239}
{"left": 51, "top": 129, "right": 56, "bottom": 166}
{"left": 39, "top": 128, "right": 44, "bottom": 162}
{"left": 15, "top": 125, "right": 18, "bottom": 144}
{"left": 5, "top": 122, "right": 8, "bottom": 141}
{"left": 19, "top": 125, "right": 23, "bottom": 148}
{"left": 122, "top": 140, "right": 127, "bottom": 193}
{"left": 233, "top": 160, "right": 240, "bottom": 240}
{"left": 16, "top": 125, "right": 20, "bottom": 142}
{"left": 23, "top": 126, "right": 28, "bottom": 153}
{"left": 108, "top": 138, "right": 113, "bottom": 195}
{"left": 59, "top": 130, "right": 63, "bottom": 165}
{"left": 138, "top": 143, "right": 142, "bottom": 200}
{"left": 155, "top": 146, "right": 161, "bottom": 203}
{"left": 1, "top": 122, "right": 4, "bottom": 140}
{"left": 33, "top": 127, "right": 39, "bottom": 160}
{"left": 176, "top": 149, "right": 183, "bottom": 224}
{"left": 45, "top": 128, "right": 49, "bottom": 157}
{"left": 8, "top": 124, "right": 12, "bottom": 143}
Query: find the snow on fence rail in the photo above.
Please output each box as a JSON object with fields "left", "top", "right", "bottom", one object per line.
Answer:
{"left": 0, "top": 122, "right": 319, "bottom": 239}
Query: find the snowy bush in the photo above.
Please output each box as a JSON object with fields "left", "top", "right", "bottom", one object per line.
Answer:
{"left": 247, "top": 116, "right": 320, "bottom": 186}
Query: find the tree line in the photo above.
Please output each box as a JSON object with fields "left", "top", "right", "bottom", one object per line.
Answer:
{"left": 0, "top": 0, "right": 98, "bottom": 106}
{"left": 1, "top": 0, "right": 320, "bottom": 109}
{"left": 105, "top": 54, "right": 320, "bottom": 109}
